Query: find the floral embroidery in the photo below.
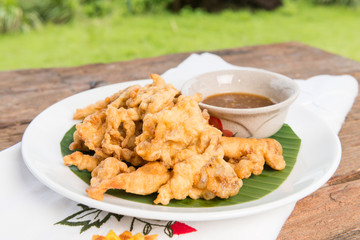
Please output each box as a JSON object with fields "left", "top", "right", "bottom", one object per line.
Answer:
{"left": 55, "top": 204, "right": 197, "bottom": 238}
{"left": 55, "top": 204, "right": 123, "bottom": 233}
{"left": 130, "top": 218, "right": 174, "bottom": 237}
{"left": 170, "top": 221, "right": 197, "bottom": 235}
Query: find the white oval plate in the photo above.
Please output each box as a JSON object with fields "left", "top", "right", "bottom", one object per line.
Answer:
{"left": 21, "top": 79, "right": 341, "bottom": 221}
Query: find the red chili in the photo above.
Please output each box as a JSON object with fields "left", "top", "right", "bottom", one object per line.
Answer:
{"left": 222, "top": 129, "right": 234, "bottom": 137}
{"left": 209, "top": 116, "right": 223, "bottom": 131}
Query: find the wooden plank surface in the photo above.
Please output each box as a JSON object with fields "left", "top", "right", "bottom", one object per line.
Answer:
{"left": 1, "top": 42, "right": 359, "bottom": 239}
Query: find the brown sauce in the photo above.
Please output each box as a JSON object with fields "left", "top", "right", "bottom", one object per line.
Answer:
{"left": 202, "top": 92, "right": 274, "bottom": 109}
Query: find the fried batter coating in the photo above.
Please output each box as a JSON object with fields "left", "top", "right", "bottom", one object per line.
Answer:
{"left": 154, "top": 136, "right": 241, "bottom": 205}
{"left": 154, "top": 141, "right": 219, "bottom": 205}
{"left": 89, "top": 157, "right": 134, "bottom": 188}
{"left": 64, "top": 151, "right": 100, "bottom": 171}
{"left": 75, "top": 110, "right": 107, "bottom": 151}
{"left": 69, "top": 130, "right": 89, "bottom": 151}
{"left": 92, "top": 229, "right": 158, "bottom": 240}
{"left": 91, "top": 157, "right": 133, "bottom": 180}
{"left": 155, "top": 154, "right": 243, "bottom": 205}
{"left": 69, "top": 74, "right": 179, "bottom": 166}
{"left": 220, "top": 137, "right": 285, "bottom": 179}
{"left": 135, "top": 93, "right": 222, "bottom": 167}
{"left": 195, "top": 157, "right": 243, "bottom": 199}
{"left": 126, "top": 74, "right": 179, "bottom": 116}
{"left": 73, "top": 85, "right": 141, "bottom": 120}
{"left": 64, "top": 74, "right": 286, "bottom": 205}
{"left": 87, "top": 161, "right": 170, "bottom": 200}
{"left": 101, "top": 106, "right": 140, "bottom": 158}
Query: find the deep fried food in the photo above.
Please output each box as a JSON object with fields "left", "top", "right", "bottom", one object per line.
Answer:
{"left": 195, "top": 157, "right": 243, "bottom": 199}
{"left": 64, "top": 74, "right": 286, "bottom": 205}
{"left": 153, "top": 127, "right": 242, "bottom": 205}
{"left": 92, "top": 230, "right": 158, "bottom": 240}
{"left": 154, "top": 136, "right": 222, "bottom": 205}
{"left": 64, "top": 151, "right": 99, "bottom": 172}
{"left": 91, "top": 157, "right": 134, "bottom": 181}
{"left": 74, "top": 85, "right": 141, "bottom": 120}
{"left": 69, "top": 74, "right": 179, "bottom": 165}
{"left": 135, "top": 93, "right": 222, "bottom": 167}
{"left": 220, "top": 137, "right": 285, "bottom": 179}
{"left": 87, "top": 161, "right": 170, "bottom": 201}
{"left": 72, "top": 110, "right": 107, "bottom": 152}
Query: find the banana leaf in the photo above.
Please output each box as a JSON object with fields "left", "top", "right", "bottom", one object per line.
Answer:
{"left": 60, "top": 123, "right": 301, "bottom": 207}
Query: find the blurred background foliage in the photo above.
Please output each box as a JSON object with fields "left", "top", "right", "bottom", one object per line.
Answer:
{"left": 1, "top": 0, "right": 359, "bottom": 33}
{"left": 0, "top": 0, "right": 359, "bottom": 70}
{"left": 311, "top": 0, "right": 360, "bottom": 5}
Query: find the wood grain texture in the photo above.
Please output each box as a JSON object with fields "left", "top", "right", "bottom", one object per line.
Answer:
{"left": 1, "top": 42, "right": 359, "bottom": 239}
{"left": 279, "top": 178, "right": 360, "bottom": 240}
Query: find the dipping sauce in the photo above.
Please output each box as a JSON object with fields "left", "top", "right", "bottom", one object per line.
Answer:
{"left": 202, "top": 92, "right": 274, "bottom": 109}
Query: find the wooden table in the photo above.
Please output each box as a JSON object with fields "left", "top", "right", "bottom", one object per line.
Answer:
{"left": 1, "top": 42, "right": 359, "bottom": 239}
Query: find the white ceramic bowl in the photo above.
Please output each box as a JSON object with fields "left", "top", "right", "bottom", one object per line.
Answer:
{"left": 181, "top": 69, "right": 300, "bottom": 138}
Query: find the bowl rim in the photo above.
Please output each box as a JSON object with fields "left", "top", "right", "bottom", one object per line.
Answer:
{"left": 181, "top": 68, "right": 300, "bottom": 114}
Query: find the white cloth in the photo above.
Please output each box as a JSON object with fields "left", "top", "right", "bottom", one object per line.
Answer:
{"left": 0, "top": 53, "right": 358, "bottom": 240}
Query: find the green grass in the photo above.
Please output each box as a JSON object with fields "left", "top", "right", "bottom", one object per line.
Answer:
{"left": 1, "top": 1, "right": 359, "bottom": 71}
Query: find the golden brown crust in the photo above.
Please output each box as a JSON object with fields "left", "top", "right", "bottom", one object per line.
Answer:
{"left": 221, "top": 137, "right": 286, "bottom": 179}
{"left": 63, "top": 151, "right": 99, "bottom": 172}
{"left": 63, "top": 74, "right": 286, "bottom": 205}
